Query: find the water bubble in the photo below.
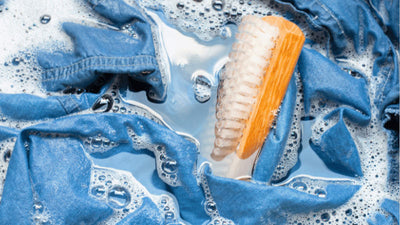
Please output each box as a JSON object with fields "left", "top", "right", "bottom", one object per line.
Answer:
{"left": 156, "top": 145, "right": 165, "bottom": 152}
{"left": 3, "top": 149, "right": 11, "bottom": 162}
{"left": 107, "top": 186, "right": 130, "bottom": 209}
{"left": 193, "top": 74, "right": 212, "bottom": 103}
{"left": 176, "top": 3, "right": 185, "bottom": 10}
{"left": 315, "top": 189, "right": 326, "bottom": 198}
{"left": 345, "top": 209, "right": 352, "bottom": 216}
{"left": 40, "top": 15, "right": 51, "bottom": 24}
{"left": 91, "top": 137, "right": 102, "bottom": 148}
{"left": 212, "top": 0, "right": 224, "bottom": 11}
{"left": 98, "top": 175, "right": 106, "bottom": 181}
{"left": 205, "top": 201, "right": 217, "bottom": 213}
{"left": 165, "top": 211, "right": 175, "bottom": 220}
{"left": 12, "top": 57, "right": 22, "bottom": 66}
{"left": 33, "top": 202, "right": 44, "bottom": 214}
{"left": 91, "top": 185, "right": 106, "bottom": 197}
{"left": 321, "top": 213, "right": 330, "bottom": 222}
{"left": 292, "top": 181, "right": 307, "bottom": 191}
{"left": 219, "top": 26, "right": 231, "bottom": 39}
{"left": 92, "top": 94, "right": 113, "bottom": 113}
{"left": 290, "top": 131, "right": 298, "bottom": 139}
{"left": 112, "top": 105, "right": 119, "bottom": 112}
{"left": 103, "top": 138, "right": 111, "bottom": 148}
{"left": 160, "top": 196, "right": 168, "bottom": 205}
{"left": 161, "top": 159, "right": 178, "bottom": 174}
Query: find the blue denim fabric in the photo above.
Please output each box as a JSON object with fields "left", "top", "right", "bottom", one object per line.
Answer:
{"left": 369, "top": 0, "right": 399, "bottom": 46}
{"left": 0, "top": 0, "right": 398, "bottom": 224}
{"left": 277, "top": 0, "right": 399, "bottom": 127}
{"left": 300, "top": 48, "right": 370, "bottom": 177}
{"left": 0, "top": 114, "right": 361, "bottom": 224}
{"left": 253, "top": 47, "right": 370, "bottom": 182}
{"left": 0, "top": 92, "right": 100, "bottom": 120}
{"left": 368, "top": 198, "right": 399, "bottom": 225}
{"left": 252, "top": 75, "right": 297, "bottom": 182}
{"left": 38, "top": 0, "right": 166, "bottom": 103}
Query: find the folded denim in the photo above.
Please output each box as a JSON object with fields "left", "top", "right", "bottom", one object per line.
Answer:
{"left": 368, "top": 198, "right": 400, "bottom": 225}
{"left": 0, "top": 114, "right": 361, "bottom": 224}
{"left": 38, "top": 0, "right": 167, "bottom": 103}
{"left": 0, "top": 0, "right": 398, "bottom": 224}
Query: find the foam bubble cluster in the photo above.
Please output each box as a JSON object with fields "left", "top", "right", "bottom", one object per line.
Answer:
{"left": 127, "top": 128, "right": 181, "bottom": 187}
{"left": 31, "top": 201, "right": 52, "bottom": 225}
{"left": 90, "top": 166, "right": 184, "bottom": 224}
{"left": 83, "top": 134, "right": 119, "bottom": 154}
{"left": 284, "top": 45, "right": 398, "bottom": 224}
{"left": 0, "top": 0, "right": 397, "bottom": 224}
{"left": 91, "top": 77, "right": 167, "bottom": 126}
{"left": 198, "top": 163, "right": 235, "bottom": 225}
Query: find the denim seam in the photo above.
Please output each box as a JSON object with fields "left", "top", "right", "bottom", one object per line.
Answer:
{"left": 42, "top": 55, "right": 157, "bottom": 83}
{"left": 55, "top": 96, "right": 70, "bottom": 115}
{"left": 91, "top": 0, "right": 106, "bottom": 9}
{"left": 71, "top": 95, "right": 82, "bottom": 112}
{"left": 376, "top": 62, "right": 394, "bottom": 108}
{"left": 83, "top": 94, "right": 90, "bottom": 109}
{"left": 315, "top": 0, "right": 347, "bottom": 38}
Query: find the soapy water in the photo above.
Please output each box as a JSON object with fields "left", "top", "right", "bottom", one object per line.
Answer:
{"left": 0, "top": 0, "right": 398, "bottom": 224}
{"left": 198, "top": 162, "right": 235, "bottom": 225}
{"left": 89, "top": 166, "right": 185, "bottom": 224}
{"left": 31, "top": 201, "right": 52, "bottom": 225}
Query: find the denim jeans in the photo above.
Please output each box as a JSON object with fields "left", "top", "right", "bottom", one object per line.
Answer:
{"left": 0, "top": 0, "right": 398, "bottom": 224}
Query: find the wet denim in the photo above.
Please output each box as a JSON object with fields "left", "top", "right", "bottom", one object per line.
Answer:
{"left": 368, "top": 198, "right": 400, "bottom": 225}
{"left": 0, "top": 0, "right": 398, "bottom": 224}
{"left": 38, "top": 0, "right": 166, "bottom": 103}
{"left": 0, "top": 114, "right": 361, "bottom": 224}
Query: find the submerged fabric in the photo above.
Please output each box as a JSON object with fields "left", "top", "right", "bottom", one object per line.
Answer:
{"left": 38, "top": 0, "right": 166, "bottom": 103}
{"left": 0, "top": 114, "right": 361, "bottom": 224}
{"left": 0, "top": 0, "right": 398, "bottom": 224}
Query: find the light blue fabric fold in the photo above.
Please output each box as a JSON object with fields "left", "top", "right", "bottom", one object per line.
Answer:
{"left": 38, "top": 0, "right": 166, "bottom": 102}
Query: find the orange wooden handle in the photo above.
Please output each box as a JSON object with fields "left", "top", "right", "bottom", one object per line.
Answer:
{"left": 236, "top": 16, "right": 305, "bottom": 159}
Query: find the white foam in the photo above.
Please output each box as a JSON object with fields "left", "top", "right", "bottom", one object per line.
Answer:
{"left": 0, "top": 0, "right": 109, "bottom": 96}
{"left": 89, "top": 166, "right": 186, "bottom": 224}
{"left": 0, "top": 0, "right": 397, "bottom": 224}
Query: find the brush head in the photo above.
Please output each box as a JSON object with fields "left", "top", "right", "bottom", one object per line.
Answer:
{"left": 212, "top": 15, "right": 305, "bottom": 162}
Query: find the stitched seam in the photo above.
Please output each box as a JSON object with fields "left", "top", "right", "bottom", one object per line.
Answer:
{"left": 42, "top": 55, "right": 157, "bottom": 83}
{"left": 315, "top": 0, "right": 347, "bottom": 37}
{"left": 376, "top": 64, "right": 394, "bottom": 107}
{"left": 69, "top": 95, "right": 81, "bottom": 113}
{"left": 43, "top": 55, "right": 155, "bottom": 74}
{"left": 42, "top": 63, "right": 155, "bottom": 83}
{"left": 55, "top": 97, "right": 70, "bottom": 115}
{"left": 378, "top": 46, "right": 398, "bottom": 108}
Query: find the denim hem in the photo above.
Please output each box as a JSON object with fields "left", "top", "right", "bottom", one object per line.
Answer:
{"left": 41, "top": 55, "right": 158, "bottom": 84}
